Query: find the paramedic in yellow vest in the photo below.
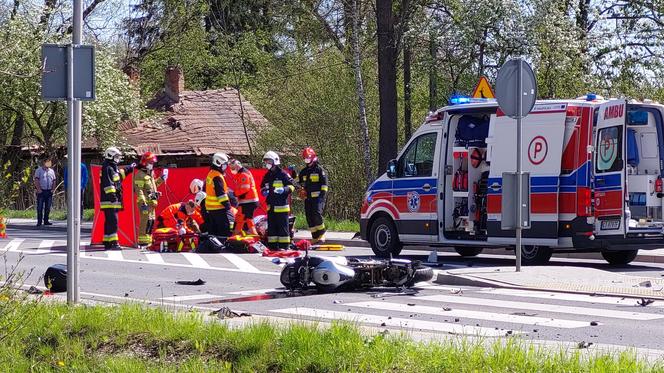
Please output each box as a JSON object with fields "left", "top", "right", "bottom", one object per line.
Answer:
{"left": 205, "top": 152, "right": 232, "bottom": 236}
{"left": 133, "top": 151, "right": 166, "bottom": 249}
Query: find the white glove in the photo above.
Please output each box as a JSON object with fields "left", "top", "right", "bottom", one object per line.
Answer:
{"left": 178, "top": 227, "right": 186, "bottom": 235}
{"left": 274, "top": 187, "right": 285, "bottom": 194}
{"left": 161, "top": 168, "right": 169, "bottom": 181}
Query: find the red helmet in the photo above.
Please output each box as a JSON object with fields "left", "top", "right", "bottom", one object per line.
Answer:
{"left": 302, "top": 147, "right": 317, "bottom": 163}
{"left": 140, "top": 151, "right": 157, "bottom": 167}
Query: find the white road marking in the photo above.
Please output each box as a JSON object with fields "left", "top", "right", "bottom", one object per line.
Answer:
{"left": 106, "top": 250, "right": 124, "bottom": 261}
{"left": 348, "top": 301, "right": 589, "bottom": 329}
{"left": 479, "top": 288, "right": 664, "bottom": 308}
{"left": 159, "top": 294, "right": 222, "bottom": 302}
{"left": 182, "top": 253, "right": 211, "bottom": 268}
{"left": 145, "top": 253, "right": 165, "bottom": 264}
{"left": 33, "top": 240, "right": 55, "bottom": 254}
{"left": 221, "top": 253, "right": 261, "bottom": 273}
{"left": 419, "top": 295, "right": 663, "bottom": 321}
{"left": 271, "top": 308, "right": 513, "bottom": 337}
{"left": 229, "top": 288, "right": 285, "bottom": 295}
{"left": 3, "top": 239, "right": 25, "bottom": 252}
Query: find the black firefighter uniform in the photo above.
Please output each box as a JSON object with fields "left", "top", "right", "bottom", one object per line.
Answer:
{"left": 205, "top": 166, "right": 232, "bottom": 236}
{"left": 298, "top": 162, "right": 328, "bottom": 241}
{"left": 100, "top": 159, "right": 134, "bottom": 248}
{"left": 134, "top": 167, "right": 163, "bottom": 246}
{"left": 261, "top": 166, "right": 295, "bottom": 249}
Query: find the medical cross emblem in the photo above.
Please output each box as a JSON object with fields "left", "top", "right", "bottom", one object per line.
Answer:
{"left": 407, "top": 191, "right": 420, "bottom": 212}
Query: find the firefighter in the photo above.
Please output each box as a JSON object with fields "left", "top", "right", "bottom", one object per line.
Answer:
{"left": 194, "top": 191, "right": 208, "bottom": 232}
{"left": 205, "top": 152, "right": 232, "bottom": 236}
{"left": 298, "top": 147, "right": 329, "bottom": 243}
{"left": 260, "top": 151, "right": 295, "bottom": 250}
{"left": 100, "top": 147, "right": 135, "bottom": 250}
{"left": 190, "top": 178, "right": 204, "bottom": 194}
{"left": 229, "top": 159, "right": 259, "bottom": 235}
{"left": 157, "top": 200, "right": 204, "bottom": 233}
{"left": 133, "top": 151, "right": 166, "bottom": 249}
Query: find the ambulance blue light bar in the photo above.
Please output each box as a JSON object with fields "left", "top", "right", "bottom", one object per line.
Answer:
{"left": 450, "top": 95, "right": 471, "bottom": 105}
{"left": 586, "top": 93, "right": 597, "bottom": 101}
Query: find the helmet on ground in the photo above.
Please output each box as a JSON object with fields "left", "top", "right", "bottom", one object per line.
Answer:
{"left": 104, "top": 147, "right": 122, "bottom": 162}
{"left": 190, "top": 179, "right": 204, "bottom": 194}
{"left": 302, "top": 147, "right": 318, "bottom": 164}
{"left": 194, "top": 191, "right": 207, "bottom": 207}
{"left": 263, "top": 151, "right": 280, "bottom": 166}
{"left": 212, "top": 152, "right": 229, "bottom": 167}
{"left": 140, "top": 151, "right": 157, "bottom": 167}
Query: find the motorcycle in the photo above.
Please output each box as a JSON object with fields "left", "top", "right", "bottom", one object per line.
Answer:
{"left": 279, "top": 248, "right": 434, "bottom": 292}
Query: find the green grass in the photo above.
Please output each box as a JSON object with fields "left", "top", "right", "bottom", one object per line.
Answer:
{"left": 0, "top": 299, "right": 660, "bottom": 372}
{"left": 293, "top": 211, "right": 359, "bottom": 233}
{"left": 3, "top": 209, "right": 95, "bottom": 222}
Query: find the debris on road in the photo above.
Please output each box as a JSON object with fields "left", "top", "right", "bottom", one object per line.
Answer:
{"left": 443, "top": 307, "right": 452, "bottom": 311}
{"left": 369, "top": 289, "right": 418, "bottom": 298}
{"left": 511, "top": 312, "right": 537, "bottom": 317}
{"left": 176, "top": 279, "right": 206, "bottom": 286}
{"left": 577, "top": 341, "right": 593, "bottom": 349}
{"left": 638, "top": 280, "right": 652, "bottom": 288}
{"left": 637, "top": 298, "right": 655, "bottom": 307}
{"left": 450, "top": 289, "right": 463, "bottom": 295}
{"left": 590, "top": 321, "right": 599, "bottom": 326}
{"left": 27, "top": 286, "right": 43, "bottom": 295}
{"left": 333, "top": 300, "right": 343, "bottom": 304}
{"left": 210, "top": 307, "right": 251, "bottom": 319}
{"left": 407, "top": 303, "right": 416, "bottom": 306}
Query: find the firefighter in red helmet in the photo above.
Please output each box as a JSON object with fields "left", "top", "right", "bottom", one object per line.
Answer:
{"left": 133, "top": 151, "right": 166, "bottom": 249}
{"left": 297, "top": 147, "right": 328, "bottom": 243}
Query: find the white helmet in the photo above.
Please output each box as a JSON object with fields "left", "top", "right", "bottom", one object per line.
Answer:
{"left": 194, "top": 191, "right": 207, "bottom": 206}
{"left": 212, "top": 152, "right": 229, "bottom": 167}
{"left": 263, "top": 151, "right": 280, "bottom": 166}
{"left": 104, "top": 147, "right": 122, "bottom": 162}
{"left": 189, "top": 178, "right": 204, "bottom": 193}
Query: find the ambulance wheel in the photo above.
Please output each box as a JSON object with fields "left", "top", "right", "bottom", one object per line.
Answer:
{"left": 601, "top": 250, "right": 638, "bottom": 265}
{"left": 454, "top": 247, "right": 483, "bottom": 257}
{"left": 370, "top": 217, "right": 402, "bottom": 258}
{"left": 521, "top": 246, "right": 552, "bottom": 265}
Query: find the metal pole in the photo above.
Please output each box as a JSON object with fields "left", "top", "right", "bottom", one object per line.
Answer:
{"left": 67, "top": 0, "right": 83, "bottom": 304}
{"left": 515, "top": 58, "right": 523, "bottom": 272}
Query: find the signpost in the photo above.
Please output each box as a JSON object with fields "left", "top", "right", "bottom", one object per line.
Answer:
{"left": 495, "top": 58, "right": 537, "bottom": 272}
{"left": 41, "top": 0, "right": 93, "bottom": 304}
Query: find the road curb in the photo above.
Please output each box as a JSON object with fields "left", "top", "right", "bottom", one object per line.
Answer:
{"left": 433, "top": 272, "right": 664, "bottom": 301}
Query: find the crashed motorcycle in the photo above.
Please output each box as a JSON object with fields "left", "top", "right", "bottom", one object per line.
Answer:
{"left": 280, "top": 250, "right": 434, "bottom": 292}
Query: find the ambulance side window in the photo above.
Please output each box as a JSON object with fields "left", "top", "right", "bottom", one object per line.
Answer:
{"left": 596, "top": 126, "right": 623, "bottom": 173}
{"left": 397, "top": 133, "right": 437, "bottom": 177}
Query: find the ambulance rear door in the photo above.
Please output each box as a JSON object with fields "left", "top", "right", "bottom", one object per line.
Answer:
{"left": 487, "top": 103, "right": 568, "bottom": 246}
{"left": 593, "top": 99, "right": 627, "bottom": 237}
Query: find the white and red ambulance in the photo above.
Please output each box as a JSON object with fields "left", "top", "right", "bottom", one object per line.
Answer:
{"left": 360, "top": 95, "right": 664, "bottom": 265}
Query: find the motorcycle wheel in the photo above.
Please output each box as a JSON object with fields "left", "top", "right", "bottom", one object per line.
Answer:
{"left": 280, "top": 263, "right": 302, "bottom": 288}
{"left": 406, "top": 266, "right": 434, "bottom": 287}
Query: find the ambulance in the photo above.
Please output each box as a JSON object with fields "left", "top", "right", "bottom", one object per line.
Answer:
{"left": 360, "top": 95, "right": 664, "bottom": 265}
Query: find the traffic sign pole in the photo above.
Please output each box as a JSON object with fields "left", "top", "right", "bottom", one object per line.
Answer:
{"left": 66, "top": 0, "right": 83, "bottom": 304}
{"left": 515, "top": 59, "right": 523, "bottom": 272}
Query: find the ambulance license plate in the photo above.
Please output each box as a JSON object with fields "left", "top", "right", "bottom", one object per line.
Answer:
{"left": 601, "top": 220, "right": 621, "bottom": 230}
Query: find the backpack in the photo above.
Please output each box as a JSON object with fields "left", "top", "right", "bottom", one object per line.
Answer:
{"left": 44, "top": 264, "right": 67, "bottom": 292}
{"left": 197, "top": 234, "right": 225, "bottom": 253}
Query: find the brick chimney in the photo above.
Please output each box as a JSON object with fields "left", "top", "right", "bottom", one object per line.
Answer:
{"left": 165, "top": 66, "right": 184, "bottom": 102}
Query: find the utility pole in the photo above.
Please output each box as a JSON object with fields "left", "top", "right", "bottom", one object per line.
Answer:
{"left": 66, "top": 0, "right": 83, "bottom": 304}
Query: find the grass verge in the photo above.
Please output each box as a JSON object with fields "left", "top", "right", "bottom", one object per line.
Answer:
{"left": 0, "top": 300, "right": 660, "bottom": 372}
{"left": 3, "top": 209, "right": 95, "bottom": 222}
{"left": 293, "top": 211, "right": 359, "bottom": 233}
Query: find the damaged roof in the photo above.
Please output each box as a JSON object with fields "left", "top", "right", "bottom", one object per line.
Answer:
{"left": 123, "top": 88, "right": 266, "bottom": 157}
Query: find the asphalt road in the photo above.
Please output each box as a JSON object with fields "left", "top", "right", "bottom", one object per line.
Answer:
{"left": 4, "top": 225, "right": 664, "bottom": 355}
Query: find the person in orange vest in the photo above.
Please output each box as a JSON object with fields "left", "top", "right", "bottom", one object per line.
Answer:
{"left": 205, "top": 152, "right": 232, "bottom": 236}
{"left": 229, "top": 159, "right": 259, "bottom": 235}
{"left": 156, "top": 200, "right": 204, "bottom": 233}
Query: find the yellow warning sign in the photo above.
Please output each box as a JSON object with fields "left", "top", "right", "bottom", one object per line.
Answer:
{"left": 471, "top": 76, "right": 495, "bottom": 99}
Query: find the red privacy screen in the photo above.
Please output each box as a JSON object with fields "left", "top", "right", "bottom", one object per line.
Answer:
{"left": 91, "top": 165, "right": 267, "bottom": 247}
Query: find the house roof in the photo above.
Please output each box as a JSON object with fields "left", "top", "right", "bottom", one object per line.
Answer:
{"left": 122, "top": 87, "right": 266, "bottom": 157}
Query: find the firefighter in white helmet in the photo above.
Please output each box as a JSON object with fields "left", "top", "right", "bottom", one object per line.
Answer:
{"left": 260, "top": 151, "right": 295, "bottom": 250}
{"left": 99, "top": 147, "right": 135, "bottom": 250}
{"left": 190, "top": 178, "right": 204, "bottom": 194}
{"left": 205, "top": 152, "right": 232, "bottom": 236}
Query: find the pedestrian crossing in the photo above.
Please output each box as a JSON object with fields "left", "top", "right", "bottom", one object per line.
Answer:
{"left": 0, "top": 238, "right": 283, "bottom": 275}
{"left": 268, "top": 285, "right": 664, "bottom": 338}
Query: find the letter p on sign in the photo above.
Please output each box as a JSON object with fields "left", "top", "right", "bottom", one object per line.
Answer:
{"left": 528, "top": 136, "right": 548, "bottom": 165}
